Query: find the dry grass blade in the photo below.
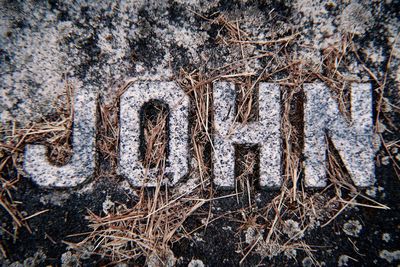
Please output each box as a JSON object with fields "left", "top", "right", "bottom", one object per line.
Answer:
{"left": 0, "top": 77, "right": 75, "bottom": 244}
{"left": 201, "top": 13, "right": 392, "bottom": 264}
{"left": 2, "top": 8, "right": 396, "bottom": 266}
{"left": 69, "top": 182, "right": 207, "bottom": 264}
{"left": 69, "top": 88, "right": 211, "bottom": 264}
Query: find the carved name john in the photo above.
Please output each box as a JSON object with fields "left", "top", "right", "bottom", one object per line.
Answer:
{"left": 23, "top": 81, "right": 375, "bottom": 189}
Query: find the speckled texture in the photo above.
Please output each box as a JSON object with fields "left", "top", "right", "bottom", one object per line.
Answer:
{"left": 1, "top": 0, "right": 399, "bottom": 265}
{"left": 24, "top": 90, "right": 97, "bottom": 187}
{"left": 119, "top": 81, "right": 189, "bottom": 187}
{"left": 23, "top": 88, "right": 97, "bottom": 187}
{"left": 213, "top": 81, "right": 281, "bottom": 189}
{"left": 303, "top": 83, "right": 375, "bottom": 187}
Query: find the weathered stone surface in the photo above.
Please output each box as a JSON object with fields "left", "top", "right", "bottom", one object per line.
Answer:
{"left": 23, "top": 89, "right": 97, "bottom": 187}
{"left": 118, "top": 81, "right": 189, "bottom": 187}
{"left": 303, "top": 83, "right": 375, "bottom": 187}
{"left": 1, "top": 1, "right": 399, "bottom": 266}
{"left": 213, "top": 81, "right": 281, "bottom": 189}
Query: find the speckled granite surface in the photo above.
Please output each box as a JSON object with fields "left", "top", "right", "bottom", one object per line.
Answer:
{"left": 1, "top": 0, "right": 399, "bottom": 266}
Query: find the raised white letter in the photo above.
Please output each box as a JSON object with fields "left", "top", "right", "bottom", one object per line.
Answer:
{"left": 24, "top": 89, "right": 97, "bottom": 187}
{"left": 119, "top": 81, "right": 189, "bottom": 187}
{"left": 213, "top": 81, "right": 282, "bottom": 189}
{"left": 303, "top": 83, "right": 375, "bottom": 187}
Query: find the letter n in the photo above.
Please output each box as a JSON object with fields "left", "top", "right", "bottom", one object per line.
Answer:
{"left": 303, "top": 83, "right": 375, "bottom": 187}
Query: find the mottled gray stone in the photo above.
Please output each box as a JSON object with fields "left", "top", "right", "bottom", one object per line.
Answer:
{"left": 303, "top": 83, "right": 374, "bottom": 187}
{"left": 23, "top": 89, "right": 97, "bottom": 187}
{"left": 118, "top": 81, "right": 189, "bottom": 187}
{"left": 213, "top": 81, "right": 282, "bottom": 189}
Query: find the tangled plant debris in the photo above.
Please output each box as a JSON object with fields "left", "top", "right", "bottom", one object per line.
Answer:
{"left": 62, "top": 12, "right": 396, "bottom": 265}
{"left": 0, "top": 3, "right": 399, "bottom": 266}
{"left": 0, "top": 79, "right": 74, "bottom": 258}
